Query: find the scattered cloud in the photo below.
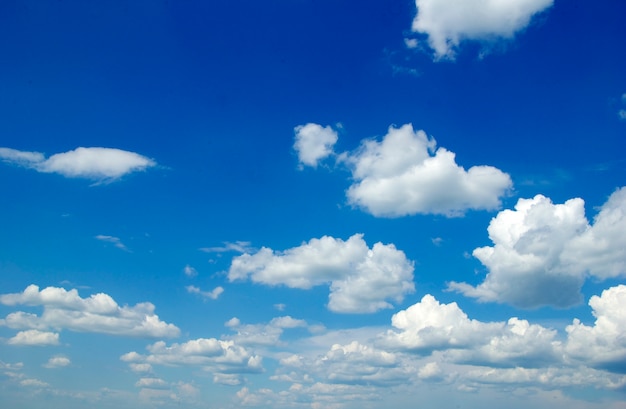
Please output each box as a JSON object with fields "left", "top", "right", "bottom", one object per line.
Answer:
{"left": 20, "top": 378, "right": 50, "bottom": 388}
{"left": 121, "top": 337, "right": 263, "bottom": 383}
{"left": 0, "top": 147, "right": 156, "bottom": 183}
{"left": 225, "top": 315, "right": 310, "bottom": 347}
{"left": 183, "top": 265, "right": 198, "bottom": 277}
{"left": 200, "top": 241, "right": 254, "bottom": 254}
{"left": 449, "top": 187, "right": 626, "bottom": 308}
{"left": 0, "top": 284, "right": 180, "bottom": 338}
{"left": 7, "top": 329, "right": 60, "bottom": 346}
{"left": 227, "top": 234, "right": 415, "bottom": 313}
{"left": 95, "top": 235, "right": 130, "bottom": 252}
{"left": 293, "top": 123, "right": 339, "bottom": 168}
{"left": 44, "top": 355, "right": 71, "bottom": 368}
{"left": 339, "top": 124, "right": 512, "bottom": 217}
{"left": 185, "top": 285, "right": 224, "bottom": 300}
{"left": 411, "top": 0, "right": 554, "bottom": 59}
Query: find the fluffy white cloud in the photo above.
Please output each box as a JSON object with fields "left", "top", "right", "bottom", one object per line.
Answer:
{"left": 411, "top": 0, "right": 554, "bottom": 59}
{"left": 7, "top": 329, "right": 60, "bottom": 346}
{"left": 0, "top": 284, "right": 180, "bottom": 338}
{"left": 340, "top": 124, "right": 512, "bottom": 217}
{"left": 227, "top": 234, "right": 415, "bottom": 313}
{"left": 43, "top": 355, "right": 71, "bottom": 368}
{"left": 186, "top": 285, "right": 224, "bottom": 300}
{"left": 121, "top": 337, "right": 263, "bottom": 379}
{"left": 565, "top": 285, "right": 626, "bottom": 372}
{"left": 293, "top": 123, "right": 338, "bottom": 168}
{"left": 0, "top": 146, "right": 155, "bottom": 182}
{"left": 449, "top": 188, "right": 626, "bottom": 308}
{"left": 382, "top": 294, "right": 561, "bottom": 368}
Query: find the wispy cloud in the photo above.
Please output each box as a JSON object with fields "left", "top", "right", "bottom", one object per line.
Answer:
{"left": 95, "top": 235, "right": 130, "bottom": 252}
{"left": 183, "top": 265, "right": 198, "bottom": 278}
{"left": 200, "top": 241, "right": 254, "bottom": 254}
{"left": 185, "top": 285, "right": 224, "bottom": 301}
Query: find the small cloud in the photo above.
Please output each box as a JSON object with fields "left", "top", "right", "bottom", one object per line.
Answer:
{"left": 404, "top": 38, "right": 419, "bottom": 49}
{"left": 20, "top": 378, "right": 49, "bottom": 388}
{"left": 186, "top": 285, "right": 224, "bottom": 301}
{"left": 183, "top": 265, "right": 198, "bottom": 278}
{"left": 0, "top": 147, "right": 156, "bottom": 183}
{"left": 274, "top": 303, "right": 286, "bottom": 312}
{"left": 129, "top": 363, "right": 153, "bottom": 373}
{"left": 293, "top": 123, "right": 339, "bottom": 168}
{"left": 619, "top": 109, "right": 626, "bottom": 120}
{"left": 95, "top": 235, "right": 130, "bottom": 252}
{"left": 431, "top": 237, "right": 444, "bottom": 246}
{"left": 200, "top": 241, "right": 253, "bottom": 254}
{"left": 7, "top": 330, "right": 60, "bottom": 346}
{"left": 43, "top": 356, "right": 70, "bottom": 368}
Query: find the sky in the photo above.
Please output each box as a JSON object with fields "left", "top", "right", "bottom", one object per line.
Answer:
{"left": 1, "top": 0, "right": 626, "bottom": 408}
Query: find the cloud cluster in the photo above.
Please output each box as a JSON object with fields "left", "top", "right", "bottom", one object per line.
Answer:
{"left": 121, "top": 337, "right": 263, "bottom": 385}
{"left": 225, "top": 315, "right": 314, "bottom": 347}
{"left": 227, "top": 234, "right": 415, "bottom": 313}
{"left": 341, "top": 124, "right": 512, "bottom": 217}
{"left": 293, "top": 123, "right": 512, "bottom": 217}
{"left": 0, "top": 285, "right": 180, "bottom": 339}
{"left": 0, "top": 147, "right": 155, "bottom": 182}
{"left": 411, "top": 0, "right": 554, "bottom": 59}
{"left": 252, "top": 286, "right": 626, "bottom": 407}
{"left": 382, "top": 294, "right": 561, "bottom": 368}
{"left": 449, "top": 187, "right": 626, "bottom": 308}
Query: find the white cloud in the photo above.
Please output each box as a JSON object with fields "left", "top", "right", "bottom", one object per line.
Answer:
{"left": 20, "top": 378, "right": 50, "bottom": 388}
{"left": 0, "top": 146, "right": 156, "bottom": 182}
{"left": 120, "top": 338, "right": 263, "bottom": 377}
{"left": 43, "top": 355, "right": 71, "bottom": 368}
{"left": 186, "top": 285, "right": 224, "bottom": 300}
{"left": 225, "top": 315, "right": 310, "bottom": 347}
{"left": 95, "top": 235, "right": 130, "bottom": 251}
{"left": 7, "top": 329, "right": 60, "bottom": 346}
{"left": 0, "top": 284, "right": 180, "bottom": 338}
{"left": 293, "top": 123, "right": 338, "bottom": 168}
{"left": 183, "top": 265, "right": 198, "bottom": 277}
{"left": 565, "top": 285, "right": 626, "bottom": 372}
{"left": 449, "top": 187, "right": 626, "bottom": 308}
{"left": 382, "top": 294, "right": 562, "bottom": 368}
{"left": 135, "top": 377, "right": 168, "bottom": 389}
{"left": 227, "top": 234, "right": 415, "bottom": 313}
{"left": 129, "top": 363, "right": 152, "bottom": 373}
{"left": 411, "top": 0, "right": 554, "bottom": 59}
{"left": 200, "top": 241, "right": 254, "bottom": 253}
{"left": 340, "top": 124, "right": 512, "bottom": 217}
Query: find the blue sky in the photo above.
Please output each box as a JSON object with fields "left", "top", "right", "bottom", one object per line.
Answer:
{"left": 1, "top": 0, "right": 626, "bottom": 407}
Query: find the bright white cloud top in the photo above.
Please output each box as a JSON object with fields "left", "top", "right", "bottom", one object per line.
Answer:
{"left": 0, "top": 146, "right": 156, "bottom": 182}
{"left": 449, "top": 187, "right": 626, "bottom": 308}
{"left": 228, "top": 234, "right": 415, "bottom": 313}
{"left": 0, "top": 285, "right": 180, "bottom": 339}
{"left": 412, "top": 0, "right": 554, "bottom": 58}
